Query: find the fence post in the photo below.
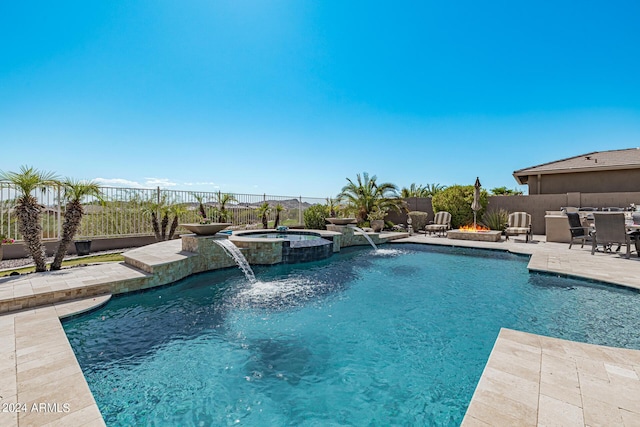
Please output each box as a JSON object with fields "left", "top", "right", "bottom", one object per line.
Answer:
{"left": 299, "top": 196, "right": 302, "bottom": 225}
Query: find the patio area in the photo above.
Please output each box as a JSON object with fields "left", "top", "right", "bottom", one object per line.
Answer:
{"left": 1, "top": 233, "right": 640, "bottom": 426}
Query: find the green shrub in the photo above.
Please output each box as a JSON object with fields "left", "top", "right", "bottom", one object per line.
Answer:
{"left": 408, "top": 211, "right": 429, "bottom": 231}
{"left": 480, "top": 208, "right": 510, "bottom": 231}
{"left": 303, "top": 204, "right": 329, "bottom": 230}
{"left": 431, "top": 185, "right": 488, "bottom": 229}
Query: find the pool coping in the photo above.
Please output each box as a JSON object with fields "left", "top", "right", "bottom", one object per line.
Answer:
{"left": 2, "top": 233, "right": 640, "bottom": 425}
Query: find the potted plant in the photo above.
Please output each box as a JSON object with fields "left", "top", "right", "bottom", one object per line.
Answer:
{"left": 367, "top": 207, "right": 388, "bottom": 232}
{"left": 0, "top": 235, "right": 15, "bottom": 262}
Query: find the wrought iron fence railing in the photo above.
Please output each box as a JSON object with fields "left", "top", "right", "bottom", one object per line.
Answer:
{"left": 0, "top": 182, "right": 326, "bottom": 242}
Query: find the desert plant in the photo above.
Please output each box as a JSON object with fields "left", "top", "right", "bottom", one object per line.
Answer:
{"left": 304, "top": 204, "right": 329, "bottom": 230}
{"left": 0, "top": 166, "right": 60, "bottom": 272}
{"left": 407, "top": 211, "right": 429, "bottom": 231}
{"left": 51, "top": 179, "right": 102, "bottom": 270}
{"left": 367, "top": 206, "right": 388, "bottom": 221}
{"left": 480, "top": 208, "right": 511, "bottom": 231}
{"left": 337, "top": 172, "right": 404, "bottom": 223}
{"left": 256, "top": 202, "right": 271, "bottom": 229}
{"left": 431, "top": 185, "right": 488, "bottom": 229}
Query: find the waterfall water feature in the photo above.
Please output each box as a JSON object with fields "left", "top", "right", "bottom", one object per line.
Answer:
{"left": 348, "top": 225, "right": 378, "bottom": 250}
{"left": 213, "top": 239, "right": 257, "bottom": 284}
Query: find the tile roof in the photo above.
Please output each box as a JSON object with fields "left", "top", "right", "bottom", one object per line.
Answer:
{"left": 514, "top": 148, "right": 640, "bottom": 177}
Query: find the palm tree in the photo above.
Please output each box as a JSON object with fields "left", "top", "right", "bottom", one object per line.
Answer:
{"left": 193, "top": 193, "right": 208, "bottom": 220}
{"left": 326, "top": 197, "right": 338, "bottom": 218}
{"left": 400, "top": 183, "right": 429, "bottom": 198}
{"left": 337, "top": 172, "right": 404, "bottom": 223}
{"left": 167, "top": 203, "right": 186, "bottom": 240}
{"left": 256, "top": 202, "right": 271, "bottom": 229}
{"left": 0, "top": 166, "right": 59, "bottom": 272}
{"left": 143, "top": 194, "right": 182, "bottom": 241}
{"left": 273, "top": 204, "right": 284, "bottom": 228}
{"left": 215, "top": 191, "right": 237, "bottom": 222}
{"left": 424, "top": 183, "right": 447, "bottom": 197}
{"left": 50, "top": 179, "right": 102, "bottom": 270}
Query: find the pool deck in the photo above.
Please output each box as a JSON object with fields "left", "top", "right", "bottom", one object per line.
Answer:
{"left": 2, "top": 233, "right": 640, "bottom": 425}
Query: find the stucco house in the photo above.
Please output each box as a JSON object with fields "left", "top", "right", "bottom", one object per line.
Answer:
{"left": 513, "top": 148, "right": 640, "bottom": 195}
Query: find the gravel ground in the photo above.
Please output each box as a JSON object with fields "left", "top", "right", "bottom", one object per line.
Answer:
{"left": 0, "top": 249, "right": 127, "bottom": 271}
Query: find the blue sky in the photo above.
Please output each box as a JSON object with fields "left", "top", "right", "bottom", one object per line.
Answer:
{"left": 1, "top": 1, "right": 639, "bottom": 198}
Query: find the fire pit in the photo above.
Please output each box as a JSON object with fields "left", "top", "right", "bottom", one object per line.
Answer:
{"left": 447, "top": 225, "right": 502, "bottom": 242}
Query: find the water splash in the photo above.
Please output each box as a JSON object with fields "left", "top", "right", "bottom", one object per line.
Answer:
{"left": 213, "top": 239, "right": 257, "bottom": 284}
{"left": 372, "top": 248, "right": 403, "bottom": 256}
{"left": 349, "top": 225, "right": 378, "bottom": 250}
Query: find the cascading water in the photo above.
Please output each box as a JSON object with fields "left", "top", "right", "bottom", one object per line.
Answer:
{"left": 213, "top": 239, "right": 257, "bottom": 284}
{"left": 348, "top": 225, "right": 378, "bottom": 250}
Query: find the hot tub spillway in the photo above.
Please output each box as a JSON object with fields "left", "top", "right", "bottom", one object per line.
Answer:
{"left": 213, "top": 239, "right": 257, "bottom": 283}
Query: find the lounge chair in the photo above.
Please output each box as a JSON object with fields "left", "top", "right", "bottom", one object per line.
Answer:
{"left": 425, "top": 211, "right": 451, "bottom": 236}
{"left": 505, "top": 212, "right": 532, "bottom": 242}
{"left": 591, "top": 213, "right": 637, "bottom": 259}
{"left": 567, "top": 212, "right": 589, "bottom": 249}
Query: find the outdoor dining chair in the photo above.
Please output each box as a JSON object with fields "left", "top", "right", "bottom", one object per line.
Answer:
{"left": 567, "top": 212, "right": 589, "bottom": 249}
{"left": 591, "top": 213, "right": 637, "bottom": 259}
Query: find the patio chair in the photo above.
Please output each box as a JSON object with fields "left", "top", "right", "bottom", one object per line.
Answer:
{"left": 424, "top": 211, "right": 451, "bottom": 236}
{"left": 505, "top": 212, "right": 532, "bottom": 242}
{"left": 591, "top": 213, "right": 637, "bottom": 259}
{"left": 567, "top": 212, "right": 589, "bottom": 249}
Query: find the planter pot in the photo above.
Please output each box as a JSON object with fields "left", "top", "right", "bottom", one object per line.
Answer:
{"left": 371, "top": 220, "right": 385, "bottom": 232}
{"left": 180, "top": 223, "right": 232, "bottom": 236}
{"left": 74, "top": 240, "right": 92, "bottom": 256}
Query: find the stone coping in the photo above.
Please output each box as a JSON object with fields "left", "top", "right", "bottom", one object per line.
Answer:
{"left": 0, "top": 295, "right": 110, "bottom": 427}
{"left": 2, "top": 234, "right": 640, "bottom": 425}
{"left": 230, "top": 228, "right": 342, "bottom": 242}
{"left": 461, "top": 328, "right": 640, "bottom": 426}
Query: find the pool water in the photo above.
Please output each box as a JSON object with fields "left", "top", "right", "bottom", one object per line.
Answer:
{"left": 63, "top": 244, "right": 640, "bottom": 426}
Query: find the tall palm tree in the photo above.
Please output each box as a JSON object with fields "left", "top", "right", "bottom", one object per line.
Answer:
{"left": 51, "top": 179, "right": 102, "bottom": 270}
{"left": 0, "top": 166, "right": 59, "bottom": 272}
{"left": 337, "top": 172, "right": 403, "bottom": 223}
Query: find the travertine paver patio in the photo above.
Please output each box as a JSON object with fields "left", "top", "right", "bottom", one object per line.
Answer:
{"left": 1, "top": 233, "right": 640, "bottom": 425}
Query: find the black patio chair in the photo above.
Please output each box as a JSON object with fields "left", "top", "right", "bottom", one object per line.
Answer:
{"left": 567, "top": 212, "right": 589, "bottom": 249}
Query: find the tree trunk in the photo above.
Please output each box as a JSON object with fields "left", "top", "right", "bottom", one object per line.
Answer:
{"left": 160, "top": 212, "right": 169, "bottom": 240}
{"left": 51, "top": 200, "right": 83, "bottom": 270}
{"left": 16, "top": 196, "right": 47, "bottom": 272}
{"left": 262, "top": 214, "right": 268, "bottom": 229}
{"left": 151, "top": 212, "right": 161, "bottom": 241}
{"left": 274, "top": 212, "right": 280, "bottom": 228}
{"left": 168, "top": 215, "right": 179, "bottom": 240}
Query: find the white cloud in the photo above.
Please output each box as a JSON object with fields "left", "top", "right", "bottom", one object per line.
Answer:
{"left": 183, "top": 182, "right": 220, "bottom": 187}
{"left": 94, "top": 177, "right": 144, "bottom": 188}
{"left": 144, "top": 178, "right": 178, "bottom": 187}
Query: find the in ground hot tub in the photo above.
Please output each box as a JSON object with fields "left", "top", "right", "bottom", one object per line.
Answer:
{"left": 231, "top": 230, "right": 335, "bottom": 264}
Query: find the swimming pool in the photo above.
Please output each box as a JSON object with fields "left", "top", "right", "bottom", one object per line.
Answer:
{"left": 63, "top": 244, "right": 640, "bottom": 426}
